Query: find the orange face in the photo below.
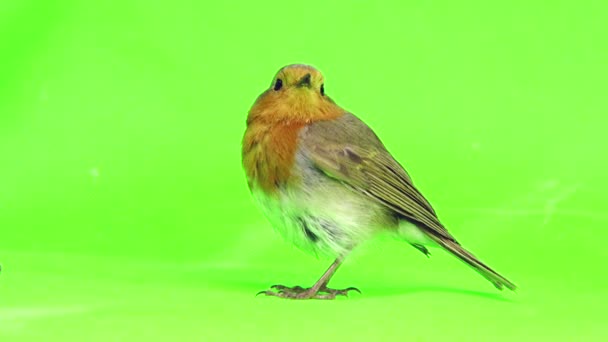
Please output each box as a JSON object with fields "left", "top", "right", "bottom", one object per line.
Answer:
{"left": 271, "top": 64, "right": 325, "bottom": 92}
{"left": 247, "top": 64, "right": 343, "bottom": 124}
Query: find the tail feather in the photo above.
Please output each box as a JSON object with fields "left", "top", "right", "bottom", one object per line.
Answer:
{"left": 427, "top": 234, "right": 517, "bottom": 291}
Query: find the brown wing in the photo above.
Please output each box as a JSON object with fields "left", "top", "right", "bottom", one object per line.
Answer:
{"left": 300, "top": 113, "right": 455, "bottom": 241}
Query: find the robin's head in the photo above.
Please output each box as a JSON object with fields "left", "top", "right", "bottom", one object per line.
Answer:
{"left": 247, "top": 64, "right": 342, "bottom": 124}
{"left": 272, "top": 64, "right": 325, "bottom": 94}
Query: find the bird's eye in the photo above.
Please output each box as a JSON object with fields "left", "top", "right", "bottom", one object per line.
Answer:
{"left": 320, "top": 84, "right": 325, "bottom": 96}
{"left": 274, "top": 78, "right": 283, "bottom": 91}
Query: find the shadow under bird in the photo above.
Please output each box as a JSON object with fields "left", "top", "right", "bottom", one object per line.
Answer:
{"left": 242, "top": 64, "right": 517, "bottom": 299}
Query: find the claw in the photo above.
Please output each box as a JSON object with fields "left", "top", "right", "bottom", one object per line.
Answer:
{"left": 345, "top": 287, "right": 362, "bottom": 294}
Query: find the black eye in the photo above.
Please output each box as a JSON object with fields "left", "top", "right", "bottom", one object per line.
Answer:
{"left": 274, "top": 78, "right": 283, "bottom": 91}
{"left": 320, "top": 83, "right": 325, "bottom": 96}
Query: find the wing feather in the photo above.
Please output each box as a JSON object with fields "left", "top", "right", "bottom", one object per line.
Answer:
{"left": 300, "top": 113, "right": 455, "bottom": 241}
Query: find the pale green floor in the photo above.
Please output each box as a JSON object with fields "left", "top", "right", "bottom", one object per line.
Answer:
{"left": 0, "top": 228, "right": 605, "bottom": 342}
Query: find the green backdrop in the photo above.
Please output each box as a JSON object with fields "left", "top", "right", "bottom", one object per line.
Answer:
{"left": 1, "top": 0, "right": 607, "bottom": 340}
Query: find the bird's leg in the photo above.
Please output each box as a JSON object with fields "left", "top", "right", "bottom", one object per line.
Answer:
{"left": 258, "top": 256, "right": 360, "bottom": 299}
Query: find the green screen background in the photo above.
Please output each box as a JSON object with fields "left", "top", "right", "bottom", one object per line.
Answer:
{"left": 1, "top": 0, "right": 607, "bottom": 340}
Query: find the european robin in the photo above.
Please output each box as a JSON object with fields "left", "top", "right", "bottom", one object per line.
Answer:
{"left": 242, "top": 64, "right": 516, "bottom": 299}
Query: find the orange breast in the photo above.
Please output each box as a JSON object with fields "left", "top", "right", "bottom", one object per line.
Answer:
{"left": 242, "top": 121, "right": 305, "bottom": 194}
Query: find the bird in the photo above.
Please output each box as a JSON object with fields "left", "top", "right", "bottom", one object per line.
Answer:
{"left": 242, "top": 64, "right": 516, "bottom": 299}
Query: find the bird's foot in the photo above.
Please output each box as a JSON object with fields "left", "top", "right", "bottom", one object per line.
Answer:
{"left": 257, "top": 284, "right": 361, "bottom": 300}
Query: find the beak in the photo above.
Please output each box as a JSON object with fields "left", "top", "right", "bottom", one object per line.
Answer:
{"left": 296, "top": 73, "right": 312, "bottom": 88}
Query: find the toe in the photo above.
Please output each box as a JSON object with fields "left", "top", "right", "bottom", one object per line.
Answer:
{"left": 313, "top": 293, "right": 337, "bottom": 300}
{"left": 271, "top": 285, "right": 306, "bottom": 293}
{"left": 319, "top": 286, "right": 362, "bottom": 297}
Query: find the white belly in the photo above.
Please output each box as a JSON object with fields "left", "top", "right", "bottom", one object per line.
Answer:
{"left": 250, "top": 184, "right": 388, "bottom": 258}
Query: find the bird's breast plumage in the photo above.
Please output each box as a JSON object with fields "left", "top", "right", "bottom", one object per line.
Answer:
{"left": 242, "top": 121, "right": 305, "bottom": 194}
{"left": 243, "top": 118, "right": 396, "bottom": 257}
